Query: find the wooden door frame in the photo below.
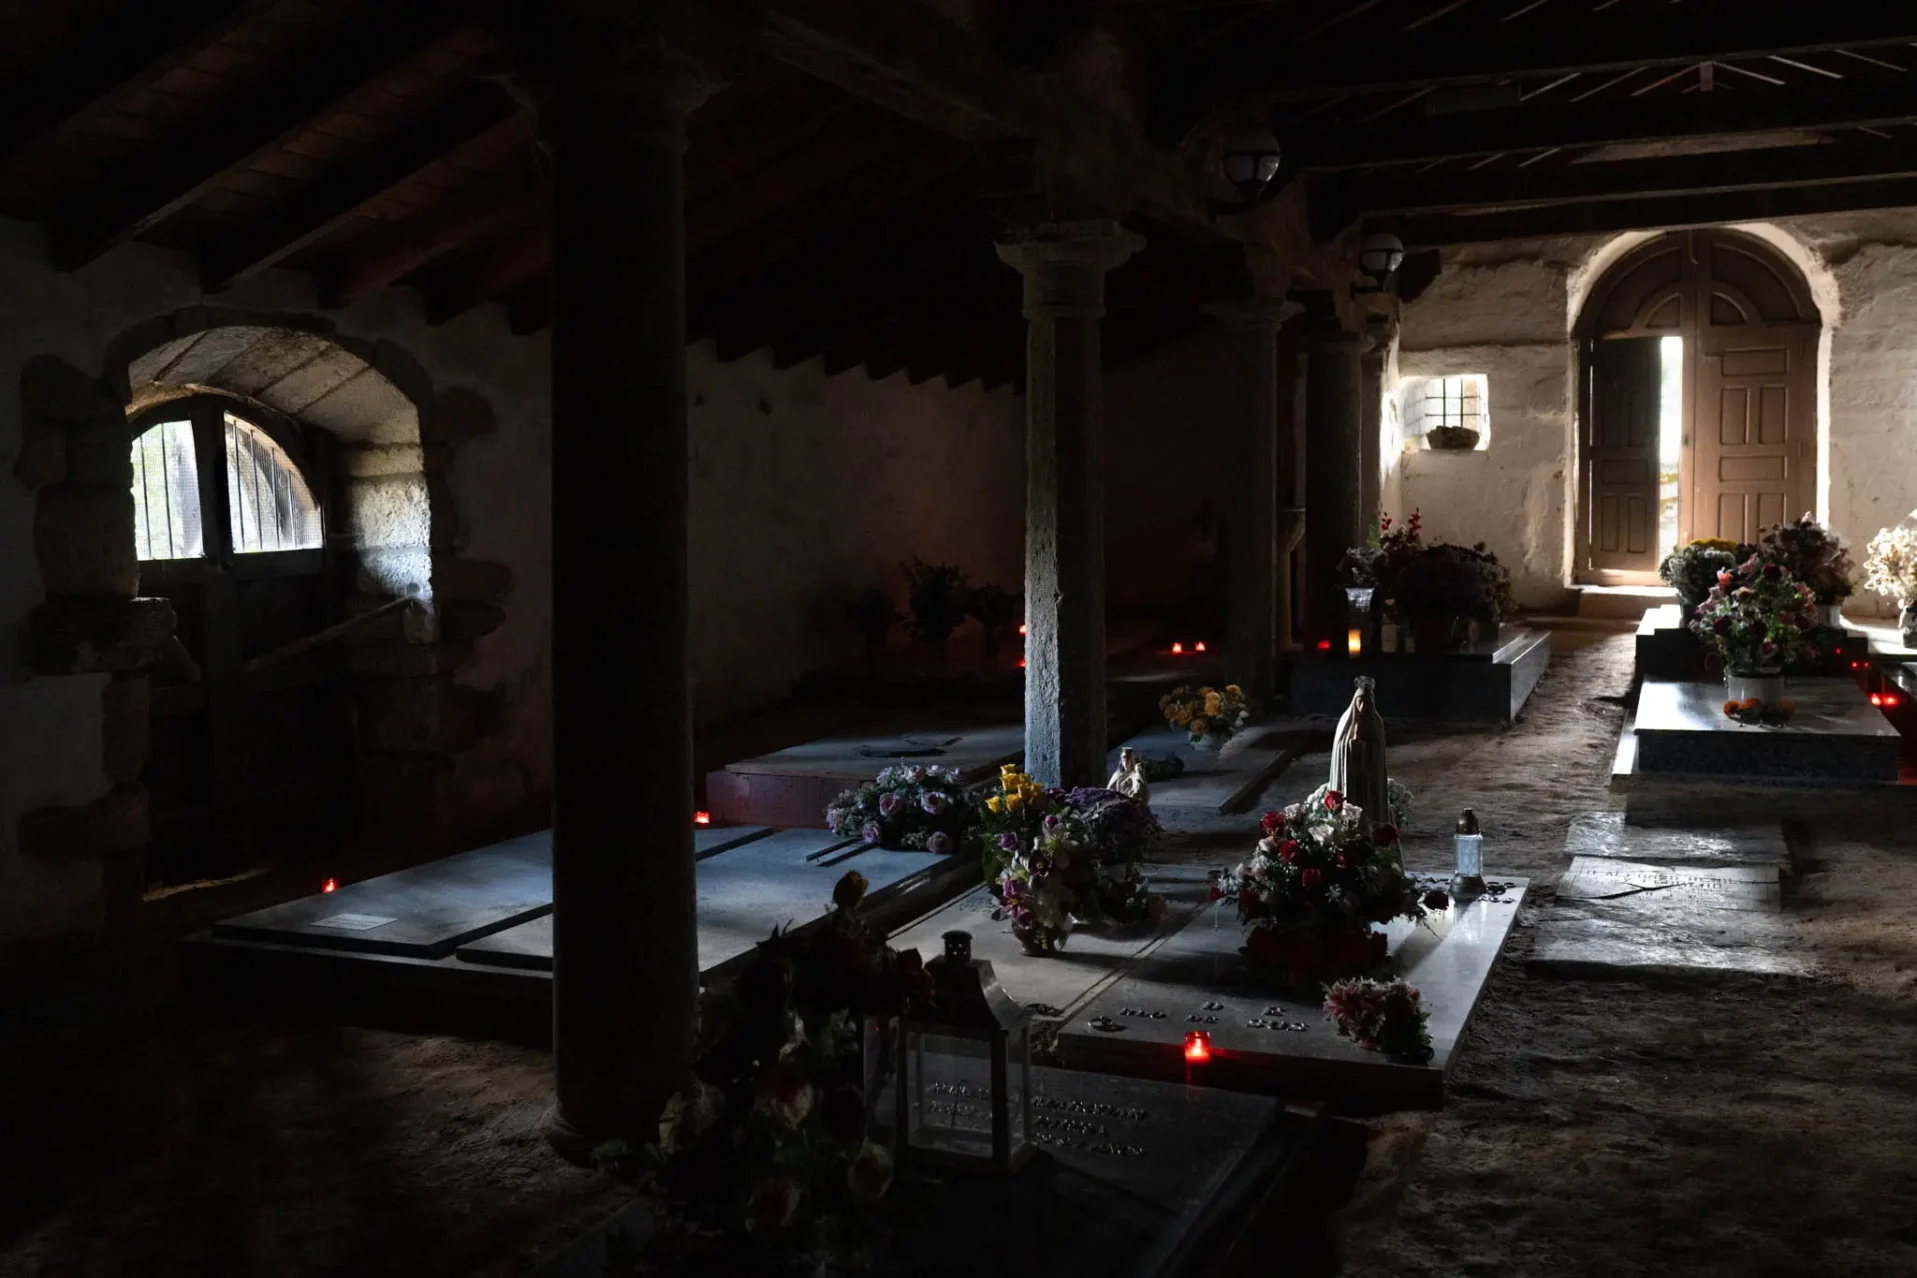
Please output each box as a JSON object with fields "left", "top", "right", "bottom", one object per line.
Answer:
{"left": 1573, "top": 229, "right": 1821, "bottom": 586}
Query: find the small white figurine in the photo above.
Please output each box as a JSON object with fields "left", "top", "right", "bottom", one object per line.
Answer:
{"left": 1107, "top": 746, "right": 1151, "bottom": 805}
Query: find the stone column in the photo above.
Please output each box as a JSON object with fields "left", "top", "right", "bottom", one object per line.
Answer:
{"left": 996, "top": 221, "right": 1142, "bottom": 789}
{"left": 544, "top": 7, "right": 727, "bottom": 1156}
{"left": 1359, "top": 336, "right": 1386, "bottom": 537}
{"left": 1205, "top": 299, "right": 1294, "bottom": 709}
{"left": 1302, "top": 327, "right": 1365, "bottom": 647}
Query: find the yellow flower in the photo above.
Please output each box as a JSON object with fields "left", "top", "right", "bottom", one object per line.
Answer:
{"left": 1190, "top": 716, "right": 1210, "bottom": 735}
{"left": 987, "top": 796, "right": 1003, "bottom": 814}
{"left": 1204, "top": 693, "right": 1223, "bottom": 716}
{"left": 1173, "top": 709, "right": 1192, "bottom": 727}
{"left": 1225, "top": 684, "right": 1243, "bottom": 698}
{"left": 1005, "top": 792, "right": 1023, "bottom": 813}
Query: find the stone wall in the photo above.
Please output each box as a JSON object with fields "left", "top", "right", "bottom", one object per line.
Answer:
{"left": 1393, "top": 213, "right": 1917, "bottom": 614}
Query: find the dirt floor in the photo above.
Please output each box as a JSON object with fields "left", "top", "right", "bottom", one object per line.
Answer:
{"left": 5, "top": 633, "right": 1916, "bottom": 1276}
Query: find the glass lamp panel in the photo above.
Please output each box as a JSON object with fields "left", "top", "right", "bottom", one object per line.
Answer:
{"left": 1007, "top": 1022, "right": 1032, "bottom": 1157}
{"left": 862, "top": 1016, "right": 898, "bottom": 1146}
{"left": 906, "top": 1028, "right": 998, "bottom": 1161}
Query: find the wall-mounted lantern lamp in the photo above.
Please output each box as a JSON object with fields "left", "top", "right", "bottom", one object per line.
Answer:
{"left": 1351, "top": 231, "right": 1406, "bottom": 295}
{"left": 1208, "top": 123, "right": 1282, "bottom": 219}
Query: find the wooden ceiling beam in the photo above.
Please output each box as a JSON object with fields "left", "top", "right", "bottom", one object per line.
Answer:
{"left": 1220, "top": 7, "right": 1917, "bottom": 101}
{"left": 1378, "top": 175, "right": 1917, "bottom": 247}
{"left": 318, "top": 180, "right": 546, "bottom": 309}
{"left": 202, "top": 81, "right": 522, "bottom": 291}
{"left": 0, "top": 0, "right": 268, "bottom": 168}
{"left": 51, "top": 4, "right": 471, "bottom": 271}
{"left": 763, "top": 237, "right": 1003, "bottom": 368}
{"left": 1315, "top": 139, "right": 1917, "bottom": 237}
{"left": 1288, "top": 82, "right": 1917, "bottom": 170}
{"left": 423, "top": 226, "right": 551, "bottom": 325}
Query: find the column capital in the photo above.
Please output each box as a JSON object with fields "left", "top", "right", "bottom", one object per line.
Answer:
{"left": 507, "top": 1, "right": 755, "bottom": 131}
{"left": 1204, "top": 297, "right": 1304, "bottom": 331}
{"left": 995, "top": 220, "right": 1145, "bottom": 318}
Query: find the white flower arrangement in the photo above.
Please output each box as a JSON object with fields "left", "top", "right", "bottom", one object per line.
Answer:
{"left": 1863, "top": 522, "right": 1917, "bottom": 605}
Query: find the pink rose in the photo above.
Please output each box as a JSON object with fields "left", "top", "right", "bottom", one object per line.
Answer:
{"left": 1301, "top": 868, "right": 1322, "bottom": 890}
{"left": 745, "top": 1178, "right": 802, "bottom": 1232}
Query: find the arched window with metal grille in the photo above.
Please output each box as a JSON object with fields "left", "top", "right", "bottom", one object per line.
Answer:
{"left": 130, "top": 405, "right": 322, "bottom": 562}
{"left": 221, "top": 411, "right": 322, "bottom": 554}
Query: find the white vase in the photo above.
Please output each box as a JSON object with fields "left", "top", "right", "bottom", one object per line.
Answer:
{"left": 1814, "top": 603, "right": 1844, "bottom": 629}
{"left": 1725, "top": 671, "right": 1785, "bottom": 710}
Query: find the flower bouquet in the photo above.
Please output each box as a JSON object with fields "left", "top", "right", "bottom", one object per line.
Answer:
{"left": 1323, "top": 976, "right": 1433, "bottom": 1064}
{"left": 602, "top": 871, "right": 932, "bottom": 1277}
{"left": 1217, "top": 789, "right": 1424, "bottom": 987}
{"left": 827, "top": 765, "right": 980, "bottom": 854}
{"left": 1659, "top": 539, "right": 1740, "bottom": 614}
{"left": 1863, "top": 521, "right": 1917, "bottom": 645}
{"left": 1750, "top": 515, "right": 1854, "bottom": 609}
{"left": 1159, "top": 683, "right": 1250, "bottom": 746}
{"left": 1689, "top": 559, "right": 1817, "bottom": 697}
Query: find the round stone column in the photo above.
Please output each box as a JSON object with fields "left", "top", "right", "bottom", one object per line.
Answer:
{"left": 996, "top": 220, "right": 1143, "bottom": 789}
{"left": 544, "top": 11, "right": 726, "bottom": 1156}
{"left": 1302, "top": 329, "right": 1365, "bottom": 648}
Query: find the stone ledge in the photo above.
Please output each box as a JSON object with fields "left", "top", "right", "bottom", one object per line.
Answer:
{"left": 31, "top": 596, "right": 177, "bottom": 675}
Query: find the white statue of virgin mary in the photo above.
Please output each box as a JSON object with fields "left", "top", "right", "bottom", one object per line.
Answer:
{"left": 1330, "top": 676, "right": 1393, "bottom": 832}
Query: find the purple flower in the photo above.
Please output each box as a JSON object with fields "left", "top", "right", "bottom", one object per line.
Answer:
{"left": 920, "top": 791, "right": 949, "bottom": 816}
{"left": 997, "top": 832, "right": 1018, "bottom": 852}
{"left": 861, "top": 822, "right": 882, "bottom": 846}
{"left": 926, "top": 831, "right": 954, "bottom": 857}
{"left": 905, "top": 767, "right": 925, "bottom": 784}
{"left": 878, "top": 792, "right": 902, "bottom": 819}
{"left": 1712, "top": 616, "right": 1732, "bottom": 634}
{"left": 1043, "top": 814, "right": 1060, "bottom": 830}
{"left": 826, "top": 806, "right": 845, "bottom": 829}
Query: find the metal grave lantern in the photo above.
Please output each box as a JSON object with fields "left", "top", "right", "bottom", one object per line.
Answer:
{"left": 895, "top": 930, "right": 1034, "bottom": 1174}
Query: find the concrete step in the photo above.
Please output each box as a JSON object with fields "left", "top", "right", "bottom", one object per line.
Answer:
{"left": 1574, "top": 584, "right": 1675, "bottom": 621}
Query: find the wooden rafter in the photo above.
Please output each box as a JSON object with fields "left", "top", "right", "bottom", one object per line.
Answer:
{"left": 50, "top": 4, "right": 472, "bottom": 271}
{"left": 317, "top": 180, "right": 546, "bottom": 309}
{"left": 423, "top": 226, "right": 551, "bottom": 325}
{"left": 1215, "top": 6, "right": 1917, "bottom": 100}
{"left": 202, "top": 81, "right": 521, "bottom": 291}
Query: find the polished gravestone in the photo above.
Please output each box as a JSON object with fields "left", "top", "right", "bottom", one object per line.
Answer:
{"left": 1287, "top": 628, "right": 1550, "bottom": 723}
{"left": 1060, "top": 874, "right": 1529, "bottom": 1110}
{"left": 208, "top": 825, "right": 771, "bottom": 959}
{"left": 1109, "top": 724, "right": 1298, "bottom": 816}
{"left": 1635, "top": 604, "right": 1706, "bottom": 680}
{"left": 457, "top": 831, "right": 950, "bottom": 975}
{"left": 1531, "top": 855, "right": 1809, "bottom": 982}
{"left": 533, "top": 1067, "right": 1319, "bottom": 1278}
{"left": 707, "top": 724, "right": 1024, "bottom": 827}
{"left": 1629, "top": 679, "right": 1900, "bottom": 783}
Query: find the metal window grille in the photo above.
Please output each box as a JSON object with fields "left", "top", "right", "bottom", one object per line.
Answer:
{"left": 130, "top": 419, "right": 205, "bottom": 560}
{"left": 223, "top": 412, "right": 322, "bottom": 553}
{"left": 1408, "top": 374, "right": 1488, "bottom": 438}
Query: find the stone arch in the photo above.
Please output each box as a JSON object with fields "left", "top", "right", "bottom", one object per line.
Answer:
{"left": 15, "top": 310, "right": 513, "bottom": 939}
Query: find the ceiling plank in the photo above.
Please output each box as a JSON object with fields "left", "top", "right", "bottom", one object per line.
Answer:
{"left": 1287, "top": 82, "right": 1917, "bottom": 169}
{"left": 423, "top": 226, "right": 551, "bottom": 325}
{"left": 318, "top": 179, "right": 546, "bottom": 309}
{"left": 51, "top": 3, "right": 471, "bottom": 271}
{"left": 1378, "top": 174, "right": 1917, "bottom": 246}
{"left": 1225, "top": 7, "right": 1917, "bottom": 101}
{"left": 1315, "top": 138, "right": 1917, "bottom": 234}
{"left": 202, "top": 81, "right": 522, "bottom": 291}
{"left": 0, "top": 0, "right": 268, "bottom": 168}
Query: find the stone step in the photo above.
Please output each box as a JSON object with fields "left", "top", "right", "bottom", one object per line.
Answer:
{"left": 1574, "top": 583, "right": 1676, "bottom": 621}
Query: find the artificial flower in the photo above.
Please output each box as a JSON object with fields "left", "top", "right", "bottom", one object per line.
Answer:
{"left": 755, "top": 1065, "right": 815, "bottom": 1128}
{"left": 744, "top": 1178, "right": 802, "bottom": 1232}
{"left": 832, "top": 870, "right": 868, "bottom": 912}
{"left": 926, "top": 831, "right": 953, "bottom": 857}
{"left": 848, "top": 1142, "right": 894, "bottom": 1204}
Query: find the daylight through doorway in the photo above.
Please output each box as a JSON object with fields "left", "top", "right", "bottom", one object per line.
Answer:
{"left": 1657, "top": 335, "right": 1681, "bottom": 558}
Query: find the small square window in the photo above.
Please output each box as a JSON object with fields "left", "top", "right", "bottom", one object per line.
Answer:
{"left": 1404, "top": 374, "right": 1489, "bottom": 450}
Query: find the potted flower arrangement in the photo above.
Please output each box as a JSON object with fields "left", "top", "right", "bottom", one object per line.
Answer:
{"left": 1389, "top": 542, "right": 1514, "bottom": 652}
{"left": 1749, "top": 515, "right": 1855, "bottom": 623}
{"left": 600, "top": 870, "right": 929, "bottom": 1277}
{"left": 1323, "top": 976, "right": 1433, "bottom": 1064}
{"left": 1159, "top": 683, "right": 1250, "bottom": 749}
{"left": 902, "top": 556, "right": 969, "bottom": 650}
{"left": 979, "top": 766, "right": 1165, "bottom": 954}
{"left": 1688, "top": 559, "right": 1817, "bottom": 710}
{"left": 1658, "top": 539, "right": 1740, "bottom": 615}
{"left": 827, "top": 765, "right": 980, "bottom": 854}
{"left": 1216, "top": 788, "right": 1425, "bottom": 987}
{"left": 1863, "top": 521, "right": 1917, "bottom": 647}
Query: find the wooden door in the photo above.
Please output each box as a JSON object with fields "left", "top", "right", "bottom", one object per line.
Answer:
{"left": 1582, "top": 336, "right": 1664, "bottom": 574}
{"left": 1692, "top": 327, "right": 1817, "bottom": 545}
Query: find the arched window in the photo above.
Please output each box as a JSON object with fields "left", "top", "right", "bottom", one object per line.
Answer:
{"left": 130, "top": 403, "right": 322, "bottom": 561}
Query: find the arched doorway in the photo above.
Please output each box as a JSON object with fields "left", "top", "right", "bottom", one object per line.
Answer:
{"left": 1573, "top": 228, "right": 1820, "bottom": 583}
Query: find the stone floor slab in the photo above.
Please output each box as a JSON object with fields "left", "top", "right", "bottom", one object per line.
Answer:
{"left": 1112, "top": 724, "right": 1298, "bottom": 815}
{"left": 1556, "top": 855, "right": 1781, "bottom": 912}
{"left": 1563, "top": 812, "right": 1788, "bottom": 866}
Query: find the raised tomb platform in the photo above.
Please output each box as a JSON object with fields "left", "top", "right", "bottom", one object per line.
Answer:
{"left": 1612, "top": 677, "right": 1903, "bottom": 787}
{"left": 1287, "top": 627, "right": 1550, "bottom": 723}
{"left": 706, "top": 723, "right": 1024, "bottom": 827}
{"left": 1637, "top": 604, "right": 1870, "bottom": 681}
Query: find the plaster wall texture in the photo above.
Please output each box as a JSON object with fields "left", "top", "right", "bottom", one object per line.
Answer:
{"left": 1394, "top": 213, "right": 1917, "bottom": 615}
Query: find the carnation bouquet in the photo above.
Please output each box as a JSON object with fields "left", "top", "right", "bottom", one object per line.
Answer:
{"left": 980, "top": 766, "right": 1165, "bottom": 953}
{"left": 1659, "top": 539, "right": 1740, "bottom": 613}
{"left": 603, "top": 871, "right": 932, "bottom": 1276}
{"left": 1159, "top": 683, "right": 1251, "bottom": 743}
{"left": 827, "top": 765, "right": 980, "bottom": 854}
{"left": 1688, "top": 559, "right": 1817, "bottom": 675}
{"left": 1216, "top": 788, "right": 1424, "bottom": 986}
{"left": 1323, "top": 976, "right": 1433, "bottom": 1063}
{"left": 1748, "top": 515, "right": 1854, "bottom": 606}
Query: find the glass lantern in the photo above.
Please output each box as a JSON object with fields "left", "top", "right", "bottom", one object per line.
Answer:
{"left": 894, "top": 930, "right": 1034, "bottom": 1175}
{"left": 1452, "top": 808, "right": 1486, "bottom": 897}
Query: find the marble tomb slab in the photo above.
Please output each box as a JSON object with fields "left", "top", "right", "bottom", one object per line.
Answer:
{"left": 1287, "top": 628, "right": 1550, "bottom": 723}
{"left": 534, "top": 1066, "right": 1315, "bottom": 1278}
{"left": 1111, "top": 723, "right": 1298, "bottom": 815}
{"left": 455, "top": 831, "right": 948, "bottom": 975}
{"left": 1563, "top": 812, "right": 1788, "bottom": 867}
{"left": 207, "top": 825, "right": 772, "bottom": 959}
{"left": 707, "top": 724, "right": 1023, "bottom": 826}
{"left": 1060, "top": 875, "right": 1529, "bottom": 1110}
{"left": 1632, "top": 679, "right": 1900, "bottom": 782}
{"left": 1531, "top": 857, "right": 1808, "bottom": 982}
{"left": 887, "top": 865, "right": 1218, "bottom": 1019}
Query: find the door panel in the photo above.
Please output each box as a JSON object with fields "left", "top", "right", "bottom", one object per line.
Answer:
{"left": 1584, "top": 336, "right": 1664, "bottom": 573}
{"left": 1693, "top": 328, "right": 1815, "bottom": 546}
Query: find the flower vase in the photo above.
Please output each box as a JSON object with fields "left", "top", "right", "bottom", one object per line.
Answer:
{"left": 1725, "top": 669, "right": 1786, "bottom": 710}
{"left": 1190, "top": 730, "right": 1230, "bottom": 753}
{"left": 1902, "top": 602, "right": 1917, "bottom": 649}
{"left": 1814, "top": 603, "right": 1845, "bottom": 630}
